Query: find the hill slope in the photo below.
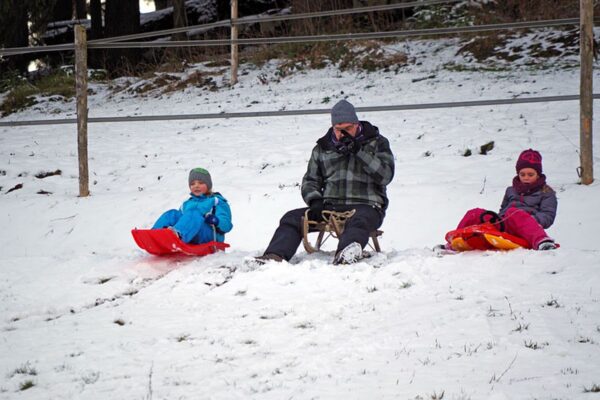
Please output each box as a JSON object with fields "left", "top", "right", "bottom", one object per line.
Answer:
{"left": 1, "top": 37, "right": 599, "bottom": 399}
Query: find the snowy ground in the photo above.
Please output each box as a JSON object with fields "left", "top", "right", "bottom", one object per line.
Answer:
{"left": 1, "top": 37, "right": 600, "bottom": 399}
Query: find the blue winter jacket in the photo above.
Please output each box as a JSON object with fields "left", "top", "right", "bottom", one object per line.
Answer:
{"left": 498, "top": 185, "right": 557, "bottom": 229}
{"left": 180, "top": 193, "right": 233, "bottom": 243}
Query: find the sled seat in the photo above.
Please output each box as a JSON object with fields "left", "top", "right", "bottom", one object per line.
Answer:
{"left": 302, "top": 209, "right": 383, "bottom": 253}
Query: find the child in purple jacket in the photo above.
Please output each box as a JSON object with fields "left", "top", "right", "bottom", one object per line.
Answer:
{"left": 450, "top": 149, "right": 558, "bottom": 250}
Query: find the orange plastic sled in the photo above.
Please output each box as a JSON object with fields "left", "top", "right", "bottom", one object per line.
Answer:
{"left": 445, "top": 223, "right": 531, "bottom": 251}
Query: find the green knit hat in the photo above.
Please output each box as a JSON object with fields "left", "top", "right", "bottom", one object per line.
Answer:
{"left": 188, "top": 167, "right": 212, "bottom": 190}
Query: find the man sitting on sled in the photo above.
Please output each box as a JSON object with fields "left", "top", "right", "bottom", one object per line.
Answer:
{"left": 255, "top": 99, "right": 395, "bottom": 265}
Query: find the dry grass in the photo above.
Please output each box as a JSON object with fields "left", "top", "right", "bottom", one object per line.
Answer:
{"left": 1, "top": 71, "right": 75, "bottom": 116}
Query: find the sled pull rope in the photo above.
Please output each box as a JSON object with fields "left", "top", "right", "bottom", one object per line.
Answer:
{"left": 302, "top": 209, "right": 356, "bottom": 253}
{"left": 327, "top": 209, "right": 356, "bottom": 237}
{"left": 208, "top": 198, "right": 218, "bottom": 250}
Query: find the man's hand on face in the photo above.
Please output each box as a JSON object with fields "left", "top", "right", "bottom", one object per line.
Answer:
{"left": 338, "top": 130, "right": 361, "bottom": 155}
{"left": 333, "top": 123, "right": 358, "bottom": 140}
{"left": 334, "top": 123, "right": 361, "bottom": 155}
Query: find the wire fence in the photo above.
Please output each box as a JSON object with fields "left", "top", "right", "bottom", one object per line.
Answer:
{"left": 90, "top": 19, "right": 584, "bottom": 49}
{"left": 1, "top": 0, "right": 465, "bottom": 55}
{"left": 0, "top": 11, "right": 588, "bottom": 55}
{"left": 0, "top": 18, "right": 586, "bottom": 55}
{"left": 0, "top": 0, "right": 594, "bottom": 186}
{"left": 95, "top": 0, "right": 466, "bottom": 44}
{"left": 0, "top": 5, "right": 593, "bottom": 128}
{"left": 1, "top": 95, "right": 597, "bottom": 128}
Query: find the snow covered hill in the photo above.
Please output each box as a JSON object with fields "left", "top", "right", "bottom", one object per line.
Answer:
{"left": 1, "top": 37, "right": 599, "bottom": 399}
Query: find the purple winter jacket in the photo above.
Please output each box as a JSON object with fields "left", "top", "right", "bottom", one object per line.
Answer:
{"left": 498, "top": 185, "right": 557, "bottom": 229}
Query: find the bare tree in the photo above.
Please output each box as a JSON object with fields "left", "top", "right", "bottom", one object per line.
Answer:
{"left": 155, "top": 0, "right": 173, "bottom": 10}
{"left": 291, "top": 0, "right": 353, "bottom": 35}
{"left": 52, "top": 0, "right": 72, "bottom": 21}
{"left": 172, "top": 0, "right": 188, "bottom": 40}
{"left": 105, "top": 0, "right": 141, "bottom": 73}
{"left": 0, "top": 2, "right": 29, "bottom": 73}
{"left": 169, "top": 0, "right": 190, "bottom": 60}
{"left": 88, "top": 0, "right": 104, "bottom": 68}
{"left": 89, "top": 0, "right": 103, "bottom": 39}
{"left": 73, "top": 0, "right": 87, "bottom": 20}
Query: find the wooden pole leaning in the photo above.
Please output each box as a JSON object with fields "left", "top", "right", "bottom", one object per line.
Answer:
{"left": 580, "top": 0, "right": 594, "bottom": 184}
{"left": 230, "top": 0, "right": 239, "bottom": 86}
{"left": 75, "top": 25, "right": 90, "bottom": 197}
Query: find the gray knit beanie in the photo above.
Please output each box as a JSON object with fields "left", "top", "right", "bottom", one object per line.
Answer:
{"left": 188, "top": 167, "right": 212, "bottom": 190}
{"left": 331, "top": 99, "right": 359, "bottom": 126}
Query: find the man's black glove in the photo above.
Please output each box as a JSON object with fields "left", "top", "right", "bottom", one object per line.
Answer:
{"left": 307, "top": 199, "right": 324, "bottom": 222}
{"left": 338, "top": 130, "right": 361, "bottom": 155}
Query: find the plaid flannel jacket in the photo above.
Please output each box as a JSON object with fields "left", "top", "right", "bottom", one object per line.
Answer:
{"left": 301, "top": 121, "right": 395, "bottom": 210}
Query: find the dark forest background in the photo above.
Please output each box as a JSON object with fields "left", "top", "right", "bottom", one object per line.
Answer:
{"left": 0, "top": 0, "right": 590, "bottom": 77}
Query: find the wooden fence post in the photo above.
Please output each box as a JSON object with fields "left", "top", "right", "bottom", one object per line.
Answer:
{"left": 230, "top": 0, "right": 239, "bottom": 86}
{"left": 580, "top": 0, "right": 594, "bottom": 184}
{"left": 75, "top": 25, "right": 90, "bottom": 197}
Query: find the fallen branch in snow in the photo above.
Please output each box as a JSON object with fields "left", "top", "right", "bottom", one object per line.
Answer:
{"left": 50, "top": 214, "right": 77, "bottom": 222}
{"left": 6, "top": 183, "right": 23, "bottom": 193}
{"left": 411, "top": 74, "right": 436, "bottom": 83}
{"left": 505, "top": 296, "right": 515, "bottom": 320}
{"left": 145, "top": 362, "right": 154, "bottom": 400}
{"left": 35, "top": 169, "right": 62, "bottom": 179}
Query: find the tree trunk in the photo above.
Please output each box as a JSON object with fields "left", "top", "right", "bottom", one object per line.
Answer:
{"left": 105, "top": 0, "right": 141, "bottom": 74}
{"left": 73, "top": 0, "right": 87, "bottom": 20}
{"left": 89, "top": 0, "right": 104, "bottom": 68}
{"left": 216, "top": 0, "right": 230, "bottom": 20}
{"left": 172, "top": 0, "right": 188, "bottom": 41}
{"left": 0, "top": 2, "right": 29, "bottom": 73}
{"left": 52, "top": 0, "right": 72, "bottom": 21}
{"left": 230, "top": 0, "right": 238, "bottom": 85}
{"left": 170, "top": 0, "right": 190, "bottom": 60}
{"left": 105, "top": 0, "right": 140, "bottom": 37}
{"left": 155, "top": 0, "right": 172, "bottom": 10}
{"left": 90, "top": 0, "right": 103, "bottom": 39}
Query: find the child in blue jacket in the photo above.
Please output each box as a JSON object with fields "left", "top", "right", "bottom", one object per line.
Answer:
{"left": 152, "top": 168, "right": 233, "bottom": 244}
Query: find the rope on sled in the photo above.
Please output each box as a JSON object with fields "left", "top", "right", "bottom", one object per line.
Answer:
{"left": 302, "top": 209, "right": 356, "bottom": 254}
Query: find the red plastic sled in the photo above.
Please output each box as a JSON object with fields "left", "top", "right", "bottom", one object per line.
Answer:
{"left": 131, "top": 228, "right": 230, "bottom": 256}
{"left": 445, "top": 223, "right": 531, "bottom": 252}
